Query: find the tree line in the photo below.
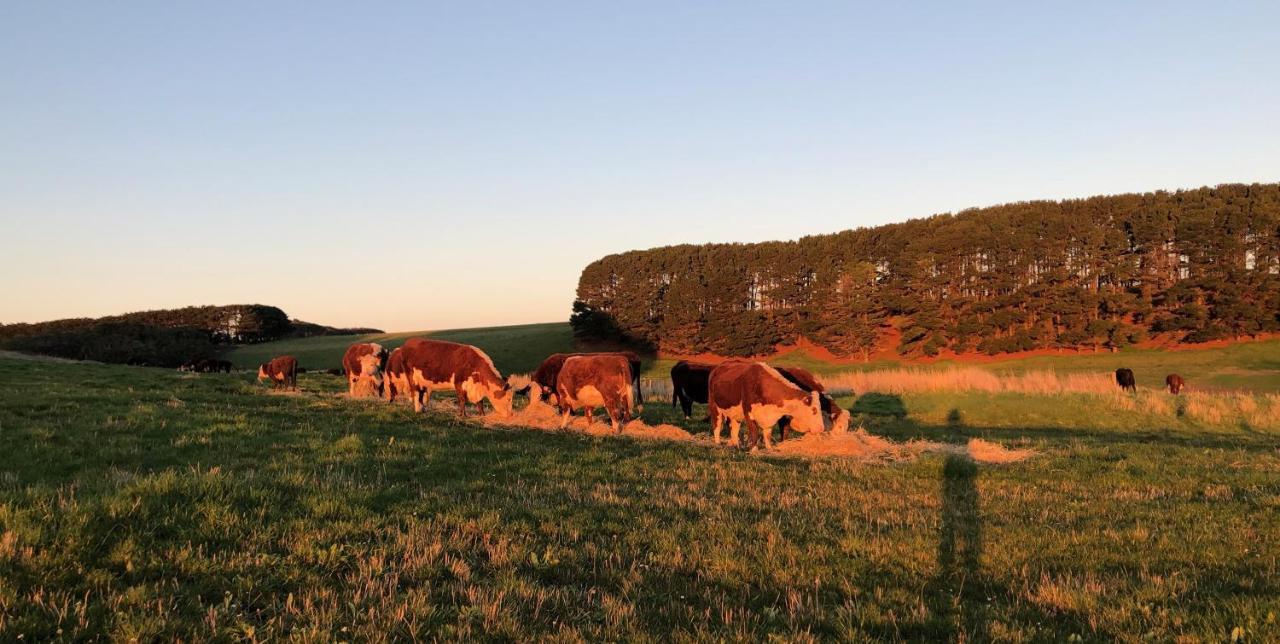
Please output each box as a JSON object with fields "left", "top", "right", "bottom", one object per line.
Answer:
{"left": 572, "top": 183, "right": 1280, "bottom": 358}
{"left": 0, "top": 305, "right": 383, "bottom": 366}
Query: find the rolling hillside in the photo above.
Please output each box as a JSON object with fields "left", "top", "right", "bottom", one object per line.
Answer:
{"left": 229, "top": 319, "right": 1278, "bottom": 393}
{"left": 226, "top": 322, "right": 574, "bottom": 374}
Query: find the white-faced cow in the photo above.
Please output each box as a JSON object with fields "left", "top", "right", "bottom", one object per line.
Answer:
{"left": 556, "top": 354, "right": 635, "bottom": 432}
{"left": 708, "top": 361, "right": 826, "bottom": 450}
{"left": 398, "top": 338, "right": 513, "bottom": 417}
{"left": 342, "top": 342, "right": 388, "bottom": 398}
{"left": 257, "top": 355, "right": 298, "bottom": 391}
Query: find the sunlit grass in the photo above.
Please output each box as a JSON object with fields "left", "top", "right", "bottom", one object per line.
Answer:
{"left": 1, "top": 357, "right": 1277, "bottom": 641}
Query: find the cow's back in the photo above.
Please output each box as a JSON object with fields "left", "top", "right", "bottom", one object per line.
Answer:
{"left": 558, "top": 355, "right": 631, "bottom": 403}
{"left": 532, "top": 353, "right": 572, "bottom": 390}
{"left": 267, "top": 355, "right": 297, "bottom": 378}
{"left": 400, "top": 338, "right": 500, "bottom": 385}
{"left": 710, "top": 361, "right": 804, "bottom": 408}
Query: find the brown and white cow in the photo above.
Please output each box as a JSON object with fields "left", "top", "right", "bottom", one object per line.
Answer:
{"left": 708, "top": 361, "right": 826, "bottom": 449}
{"left": 529, "top": 351, "right": 644, "bottom": 409}
{"left": 773, "top": 365, "right": 851, "bottom": 439}
{"left": 257, "top": 355, "right": 298, "bottom": 390}
{"left": 398, "top": 338, "right": 513, "bottom": 417}
{"left": 556, "top": 354, "right": 635, "bottom": 432}
{"left": 383, "top": 347, "right": 411, "bottom": 402}
{"left": 342, "top": 342, "right": 388, "bottom": 398}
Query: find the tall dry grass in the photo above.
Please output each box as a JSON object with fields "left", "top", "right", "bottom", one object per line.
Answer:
{"left": 818, "top": 368, "right": 1117, "bottom": 396}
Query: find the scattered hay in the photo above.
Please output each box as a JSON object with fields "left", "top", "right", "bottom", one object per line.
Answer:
{"left": 771, "top": 428, "right": 929, "bottom": 461}
{"left": 478, "top": 400, "right": 694, "bottom": 441}
{"left": 348, "top": 377, "right": 382, "bottom": 399}
{"left": 964, "top": 438, "right": 1036, "bottom": 464}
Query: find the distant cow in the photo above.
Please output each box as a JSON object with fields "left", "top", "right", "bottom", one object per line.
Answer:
{"left": 208, "top": 359, "right": 233, "bottom": 373}
{"left": 258, "top": 355, "right": 298, "bottom": 390}
{"left": 342, "top": 342, "right": 388, "bottom": 397}
{"left": 1115, "top": 368, "right": 1136, "bottom": 393}
{"left": 324, "top": 367, "right": 344, "bottom": 376}
{"left": 556, "top": 354, "right": 635, "bottom": 432}
{"left": 1166, "top": 373, "right": 1185, "bottom": 394}
{"left": 671, "top": 360, "right": 716, "bottom": 419}
{"left": 530, "top": 352, "right": 643, "bottom": 409}
{"left": 398, "top": 338, "right": 514, "bottom": 417}
{"left": 708, "top": 361, "right": 826, "bottom": 450}
{"left": 383, "top": 347, "right": 411, "bottom": 402}
{"left": 180, "top": 358, "right": 232, "bottom": 373}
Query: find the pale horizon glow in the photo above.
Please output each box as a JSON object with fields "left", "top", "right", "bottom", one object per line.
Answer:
{"left": 3, "top": 2, "right": 1278, "bottom": 331}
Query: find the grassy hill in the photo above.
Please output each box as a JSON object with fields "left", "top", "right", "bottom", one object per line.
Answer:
{"left": 1, "top": 355, "right": 1277, "bottom": 640}
{"left": 226, "top": 322, "right": 574, "bottom": 374}
{"left": 230, "top": 319, "right": 1279, "bottom": 395}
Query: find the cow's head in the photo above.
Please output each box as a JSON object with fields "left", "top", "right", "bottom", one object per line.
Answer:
{"left": 358, "top": 354, "right": 385, "bottom": 387}
{"left": 784, "top": 390, "right": 826, "bottom": 434}
{"left": 488, "top": 381, "right": 514, "bottom": 417}
{"left": 257, "top": 364, "right": 268, "bottom": 380}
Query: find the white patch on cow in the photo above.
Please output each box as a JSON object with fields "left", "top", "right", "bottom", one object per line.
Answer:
{"left": 568, "top": 384, "right": 606, "bottom": 408}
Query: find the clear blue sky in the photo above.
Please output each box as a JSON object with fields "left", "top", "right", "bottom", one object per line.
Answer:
{"left": 3, "top": 2, "right": 1278, "bottom": 331}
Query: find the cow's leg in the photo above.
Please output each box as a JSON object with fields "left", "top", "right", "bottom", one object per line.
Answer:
{"left": 412, "top": 387, "right": 425, "bottom": 413}
{"left": 759, "top": 420, "right": 774, "bottom": 450}
{"left": 728, "top": 418, "right": 741, "bottom": 446}
{"left": 560, "top": 404, "right": 572, "bottom": 429}
{"left": 585, "top": 407, "right": 594, "bottom": 427}
{"left": 454, "top": 385, "right": 468, "bottom": 417}
{"left": 679, "top": 391, "right": 693, "bottom": 420}
{"left": 709, "top": 406, "right": 721, "bottom": 443}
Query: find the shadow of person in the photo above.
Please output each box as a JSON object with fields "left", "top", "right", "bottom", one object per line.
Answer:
{"left": 933, "top": 453, "right": 988, "bottom": 640}
{"left": 850, "top": 392, "right": 907, "bottom": 419}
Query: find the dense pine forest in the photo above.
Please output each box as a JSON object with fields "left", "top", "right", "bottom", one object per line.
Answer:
{"left": 572, "top": 183, "right": 1280, "bottom": 358}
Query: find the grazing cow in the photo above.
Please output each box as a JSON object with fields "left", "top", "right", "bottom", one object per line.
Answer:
{"left": 530, "top": 352, "right": 644, "bottom": 409}
{"left": 556, "top": 354, "right": 635, "bottom": 432}
{"left": 258, "top": 355, "right": 298, "bottom": 390}
{"left": 383, "top": 347, "right": 411, "bottom": 402}
{"left": 1166, "top": 373, "right": 1185, "bottom": 394}
{"left": 770, "top": 366, "right": 850, "bottom": 440}
{"left": 398, "top": 338, "right": 514, "bottom": 417}
{"left": 342, "top": 342, "right": 388, "bottom": 397}
{"left": 708, "top": 361, "right": 826, "bottom": 450}
{"left": 324, "top": 368, "right": 344, "bottom": 376}
{"left": 1115, "top": 368, "right": 1136, "bottom": 393}
{"left": 209, "top": 359, "right": 233, "bottom": 373}
{"left": 670, "top": 360, "right": 715, "bottom": 419}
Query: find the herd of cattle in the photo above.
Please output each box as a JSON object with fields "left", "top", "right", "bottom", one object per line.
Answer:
{"left": 246, "top": 340, "right": 1189, "bottom": 449}
{"left": 251, "top": 338, "right": 852, "bottom": 448}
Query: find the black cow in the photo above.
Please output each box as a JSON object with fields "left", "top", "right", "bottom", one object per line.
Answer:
{"left": 1115, "top": 368, "right": 1136, "bottom": 393}
{"left": 670, "top": 360, "right": 715, "bottom": 419}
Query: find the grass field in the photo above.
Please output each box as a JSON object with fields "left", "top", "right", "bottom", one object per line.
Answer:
{"left": 1, "top": 354, "right": 1277, "bottom": 641}
{"left": 230, "top": 322, "right": 1280, "bottom": 394}
{"left": 226, "top": 322, "right": 574, "bottom": 374}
